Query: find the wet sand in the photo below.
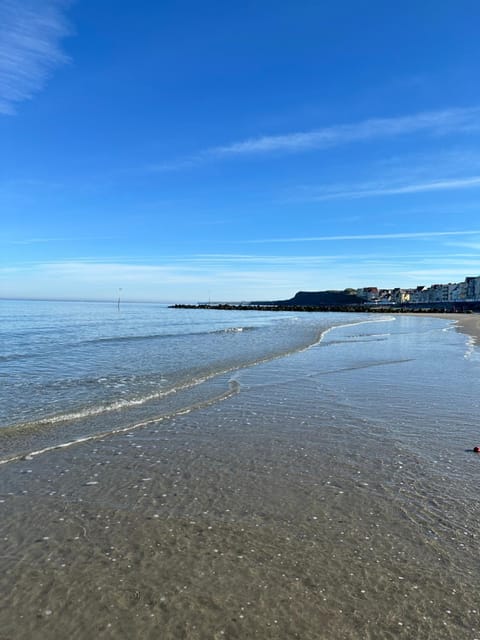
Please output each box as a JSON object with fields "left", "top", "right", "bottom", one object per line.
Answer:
{"left": 1, "top": 316, "right": 480, "bottom": 639}
{"left": 3, "top": 400, "right": 479, "bottom": 640}
{"left": 451, "top": 313, "right": 480, "bottom": 345}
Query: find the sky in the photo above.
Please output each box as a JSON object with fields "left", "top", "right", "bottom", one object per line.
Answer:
{"left": 1, "top": 0, "right": 480, "bottom": 302}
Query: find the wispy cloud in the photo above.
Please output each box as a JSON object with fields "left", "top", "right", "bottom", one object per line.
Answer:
{"left": 0, "top": 0, "right": 71, "bottom": 114}
{"left": 152, "top": 107, "right": 480, "bottom": 170}
{"left": 248, "top": 230, "right": 480, "bottom": 244}
{"left": 296, "top": 175, "right": 480, "bottom": 202}
{"left": 445, "top": 240, "right": 480, "bottom": 251}
{"left": 2, "top": 252, "right": 479, "bottom": 301}
{"left": 209, "top": 108, "right": 480, "bottom": 157}
{"left": 2, "top": 235, "right": 118, "bottom": 245}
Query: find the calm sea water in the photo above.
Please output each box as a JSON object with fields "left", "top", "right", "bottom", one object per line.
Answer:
{"left": 1, "top": 299, "right": 353, "bottom": 460}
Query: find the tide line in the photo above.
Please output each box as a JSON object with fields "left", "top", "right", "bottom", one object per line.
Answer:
{"left": 0, "top": 380, "right": 241, "bottom": 467}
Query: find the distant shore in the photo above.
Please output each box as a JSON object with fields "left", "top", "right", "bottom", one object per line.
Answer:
{"left": 171, "top": 304, "right": 480, "bottom": 345}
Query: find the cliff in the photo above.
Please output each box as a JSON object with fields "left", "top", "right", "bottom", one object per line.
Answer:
{"left": 253, "top": 290, "right": 365, "bottom": 307}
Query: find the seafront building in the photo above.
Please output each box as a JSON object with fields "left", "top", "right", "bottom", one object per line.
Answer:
{"left": 356, "top": 275, "right": 480, "bottom": 305}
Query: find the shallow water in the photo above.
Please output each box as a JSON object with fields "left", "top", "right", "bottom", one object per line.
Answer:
{"left": 0, "top": 300, "right": 323, "bottom": 430}
{"left": 1, "top": 305, "right": 480, "bottom": 639}
{"left": 1, "top": 300, "right": 350, "bottom": 462}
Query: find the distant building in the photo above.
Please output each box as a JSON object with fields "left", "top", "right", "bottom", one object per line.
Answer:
{"left": 465, "top": 276, "right": 480, "bottom": 300}
{"left": 391, "top": 288, "right": 410, "bottom": 304}
{"left": 427, "top": 284, "right": 449, "bottom": 303}
{"left": 409, "top": 286, "right": 427, "bottom": 303}
{"left": 356, "top": 275, "right": 480, "bottom": 305}
{"left": 448, "top": 282, "right": 466, "bottom": 301}
{"left": 377, "top": 289, "right": 392, "bottom": 303}
{"left": 356, "top": 287, "right": 379, "bottom": 301}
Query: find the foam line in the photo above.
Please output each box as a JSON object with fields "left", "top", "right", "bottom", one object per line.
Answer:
{"left": 0, "top": 381, "right": 240, "bottom": 466}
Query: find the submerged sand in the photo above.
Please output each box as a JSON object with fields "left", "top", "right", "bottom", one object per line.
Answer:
{"left": 1, "top": 315, "right": 479, "bottom": 640}
{"left": 2, "top": 397, "right": 479, "bottom": 640}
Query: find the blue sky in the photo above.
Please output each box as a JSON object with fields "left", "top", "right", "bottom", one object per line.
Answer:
{"left": 1, "top": 0, "right": 480, "bottom": 302}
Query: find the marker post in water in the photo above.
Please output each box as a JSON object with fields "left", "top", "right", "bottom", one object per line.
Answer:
{"left": 117, "top": 288, "right": 122, "bottom": 311}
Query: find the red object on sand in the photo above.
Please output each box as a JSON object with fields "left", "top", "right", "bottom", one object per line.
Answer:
{"left": 474, "top": 446, "right": 480, "bottom": 453}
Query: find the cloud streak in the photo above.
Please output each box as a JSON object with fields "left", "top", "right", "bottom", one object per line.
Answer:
{"left": 209, "top": 108, "right": 480, "bottom": 157}
{"left": 248, "top": 230, "right": 480, "bottom": 244}
{"left": 0, "top": 0, "right": 71, "bottom": 114}
{"left": 2, "top": 253, "right": 479, "bottom": 301}
{"left": 152, "top": 107, "right": 480, "bottom": 171}
{"left": 298, "top": 175, "right": 480, "bottom": 201}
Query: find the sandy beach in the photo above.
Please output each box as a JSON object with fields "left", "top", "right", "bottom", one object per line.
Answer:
{"left": 1, "top": 314, "right": 480, "bottom": 640}
{"left": 450, "top": 313, "right": 480, "bottom": 344}
{"left": 407, "top": 312, "right": 480, "bottom": 344}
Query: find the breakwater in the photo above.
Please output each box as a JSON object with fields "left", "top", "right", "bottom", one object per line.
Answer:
{"left": 170, "top": 303, "right": 479, "bottom": 313}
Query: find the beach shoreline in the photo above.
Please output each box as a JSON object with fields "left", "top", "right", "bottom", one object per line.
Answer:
{"left": 1, "top": 314, "right": 479, "bottom": 639}
{"left": 406, "top": 312, "right": 480, "bottom": 344}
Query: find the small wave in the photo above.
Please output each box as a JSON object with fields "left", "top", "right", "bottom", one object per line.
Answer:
{"left": 84, "top": 334, "right": 170, "bottom": 345}
{"left": 4, "top": 377, "right": 208, "bottom": 432}
{"left": 80, "top": 326, "right": 256, "bottom": 346}
{"left": 320, "top": 336, "right": 388, "bottom": 347}
{"left": 1, "top": 321, "right": 317, "bottom": 435}
{"left": 0, "top": 353, "right": 33, "bottom": 363}
{"left": 318, "top": 315, "right": 396, "bottom": 345}
{"left": 0, "top": 379, "right": 241, "bottom": 466}
{"left": 464, "top": 336, "right": 476, "bottom": 360}
{"left": 0, "top": 315, "right": 395, "bottom": 454}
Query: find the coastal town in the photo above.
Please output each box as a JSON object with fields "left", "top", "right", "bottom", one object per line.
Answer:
{"left": 173, "top": 274, "right": 480, "bottom": 312}
{"left": 356, "top": 274, "right": 480, "bottom": 304}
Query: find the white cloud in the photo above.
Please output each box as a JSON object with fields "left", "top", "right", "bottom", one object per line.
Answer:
{"left": 297, "top": 176, "right": 480, "bottom": 201}
{"left": 207, "top": 108, "right": 480, "bottom": 158}
{"left": 151, "top": 107, "right": 480, "bottom": 172}
{"left": 247, "top": 230, "right": 480, "bottom": 244}
{"left": 2, "top": 251, "right": 479, "bottom": 302}
{"left": 402, "top": 268, "right": 479, "bottom": 283}
{"left": 0, "top": 0, "right": 71, "bottom": 114}
{"left": 445, "top": 240, "right": 480, "bottom": 251}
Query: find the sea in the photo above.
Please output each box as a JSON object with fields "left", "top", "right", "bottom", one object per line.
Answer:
{"left": 1, "top": 299, "right": 480, "bottom": 639}
{"left": 0, "top": 299, "right": 351, "bottom": 461}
